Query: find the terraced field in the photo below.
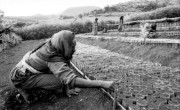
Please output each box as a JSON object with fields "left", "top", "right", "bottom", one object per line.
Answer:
{"left": 0, "top": 39, "right": 180, "bottom": 110}
{"left": 73, "top": 43, "right": 180, "bottom": 110}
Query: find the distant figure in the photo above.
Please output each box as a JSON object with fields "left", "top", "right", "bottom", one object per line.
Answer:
{"left": 103, "top": 24, "right": 108, "bottom": 33}
{"left": 118, "top": 16, "right": 124, "bottom": 32}
{"left": 148, "top": 23, "right": 157, "bottom": 38}
{"left": 140, "top": 23, "right": 151, "bottom": 38}
{"left": 140, "top": 23, "right": 157, "bottom": 38}
{"left": 92, "top": 18, "right": 98, "bottom": 35}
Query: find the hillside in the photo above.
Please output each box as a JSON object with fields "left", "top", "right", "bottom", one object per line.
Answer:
{"left": 61, "top": 6, "right": 101, "bottom": 16}
{"left": 114, "top": 0, "right": 180, "bottom": 12}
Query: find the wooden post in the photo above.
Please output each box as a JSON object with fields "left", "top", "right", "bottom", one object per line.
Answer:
{"left": 113, "top": 88, "right": 118, "bottom": 110}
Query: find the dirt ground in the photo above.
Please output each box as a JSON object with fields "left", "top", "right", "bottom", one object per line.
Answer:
{"left": 0, "top": 40, "right": 114, "bottom": 110}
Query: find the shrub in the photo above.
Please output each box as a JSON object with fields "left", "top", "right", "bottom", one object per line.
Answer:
{"left": 14, "top": 21, "right": 93, "bottom": 40}
{"left": 83, "top": 21, "right": 93, "bottom": 32}
{"left": 14, "top": 23, "right": 70, "bottom": 40}
{"left": 126, "top": 5, "right": 180, "bottom": 21}
{"left": 13, "top": 22, "right": 27, "bottom": 28}
{"left": 0, "top": 10, "right": 4, "bottom": 30}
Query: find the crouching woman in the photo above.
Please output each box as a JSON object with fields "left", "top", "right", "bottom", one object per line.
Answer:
{"left": 9, "top": 30, "right": 115, "bottom": 103}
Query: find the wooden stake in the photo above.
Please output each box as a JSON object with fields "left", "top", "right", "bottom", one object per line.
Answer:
{"left": 113, "top": 88, "right": 117, "bottom": 110}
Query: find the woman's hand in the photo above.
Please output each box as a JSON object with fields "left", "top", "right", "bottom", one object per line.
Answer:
{"left": 64, "top": 86, "right": 81, "bottom": 97}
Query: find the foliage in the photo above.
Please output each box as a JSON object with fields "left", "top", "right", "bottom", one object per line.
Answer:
{"left": 13, "top": 18, "right": 119, "bottom": 40}
{"left": 14, "top": 23, "right": 69, "bottom": 40}
{"left": 87, "top": 0, "right": 180, "bottom": 17}
{"left": 0, "top": 10, "right": 4, "bottom": 30}
{"left": 13, "top": 22, "right": 27, "bottom": 28}
{"left": 126, "top": 5, "right": 180, "bottom": 21}
{"left": 78, "top": 14, "right": 83, "bottom": 19}
{"left": 136, "top": 1, "right": 159, "bottom": 12}
{"left": 59, "top": 15, "right": 74, "bottom": 20}
{"left": 104, "top": 5, "right": 110, "bottom": 13}
{"left": 14, "top": 21, "right": 94, "bottom": 40}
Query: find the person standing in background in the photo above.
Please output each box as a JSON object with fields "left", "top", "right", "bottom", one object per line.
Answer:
{"left": 92, "top": 18, "right": 98, "bottom": 35}
{"left": 118, "top": 16, "right": 124, "bottom": 32}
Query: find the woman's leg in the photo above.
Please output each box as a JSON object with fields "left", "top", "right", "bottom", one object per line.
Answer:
{"left": 21, "top": 74, "right": 63, "bottom": 90}
{"left": 15, "top": 74, "right": 63, "bottom": 103}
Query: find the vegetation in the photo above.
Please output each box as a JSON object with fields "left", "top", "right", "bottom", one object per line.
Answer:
{"left": 14, "top": 21, "right": 93, "bottom": 40}
{"left": 0, "top": 10, "right": 4, "bottom": 30}
{"left": 14, "top": 19, "right": 119, "bottom": 40}
{"left": 2, "top": 0, "right": 180, "bottom": 41}
{"left": 84, "top": 0, "right": 180, "bottom": 21}
{"left": 59, "top": 15, "right": 74, "bottom": 20}
{"left": 126, "top": 5, "right": 180, "bottom": 21}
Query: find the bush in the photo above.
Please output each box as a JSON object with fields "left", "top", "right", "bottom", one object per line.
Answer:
{"left": 70, "top": 21, "right": 93, "bottom": 34}
{"left": 13, "top": 22, "right": 27, "bottom": 28}
{"left": 137, "top": 1, "right": 159, "bottom": 12}
{"left": 14, "top": 21, "right": 93, "bottom": 40}
{"left": 14, "top": 19, "right": 119, "bottom": 41}
{"left": 126, "top": 5, "right": 180, "bottom": 21}
{"left": 14, "top": 23, "right": 70, "bottom": 40}
{"left": 0, "top": 10, "right": 4, "bottom": 30}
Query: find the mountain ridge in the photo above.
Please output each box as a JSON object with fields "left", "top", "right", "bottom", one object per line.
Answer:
{"left": 60, "top": 6, "right": 101, "bottom": 16}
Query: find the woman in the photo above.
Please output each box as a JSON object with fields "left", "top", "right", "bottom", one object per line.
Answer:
{"left": 9, "top": 30, "right": 115, "bottom": 103}
{"left": 118, "top": 16, "right": 124, "bottom": 32}
{"left": 92, "top": 18, "right": 98, "bottom": 35}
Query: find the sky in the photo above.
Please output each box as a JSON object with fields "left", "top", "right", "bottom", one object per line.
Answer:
{"left": 0, "top": 0, "right": 132, "bottom": 16}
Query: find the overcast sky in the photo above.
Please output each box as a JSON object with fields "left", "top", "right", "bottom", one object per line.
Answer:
{"left": 0, "top": 0, "right": 132, "bottom": 16}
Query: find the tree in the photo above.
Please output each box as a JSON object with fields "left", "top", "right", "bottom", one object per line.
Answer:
{"left": 104, "top": 5, "right": 110, "bottom": 13}
{"left": 78, "top": 14, "right": 83, "bottom": 19}
{"left": 0, "top": 10, "right": 4, "bottom": 30}
{"left": 109, "top": 7, "right": 118, "bottom": 12}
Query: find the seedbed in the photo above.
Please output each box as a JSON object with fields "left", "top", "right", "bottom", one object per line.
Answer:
{"left": 73, "top": 42, "right": 180, "bottom": 110}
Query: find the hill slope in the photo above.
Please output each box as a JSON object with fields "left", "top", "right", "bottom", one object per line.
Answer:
{"left": 61, "top": 6, "right": 101, "bottom": 16}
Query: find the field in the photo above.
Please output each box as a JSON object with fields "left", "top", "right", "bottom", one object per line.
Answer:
{"left": 0, "top": 33, "right": 180, "bottom": 110}
{"left": 76, "top": 37, "right": 180, "bottom": 110}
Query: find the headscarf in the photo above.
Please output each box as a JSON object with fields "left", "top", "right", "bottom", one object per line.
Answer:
{"left": 36, "top": 30, "right": 76, "bottom": 62}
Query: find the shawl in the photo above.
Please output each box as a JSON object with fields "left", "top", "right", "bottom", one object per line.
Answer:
{"left": 36, "top": 30, "right": 75, "bottom": 62}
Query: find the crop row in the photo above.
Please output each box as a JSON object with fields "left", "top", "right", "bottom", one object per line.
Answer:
{"left": 72, "top": 43, "right": 180, "bottom": 110}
